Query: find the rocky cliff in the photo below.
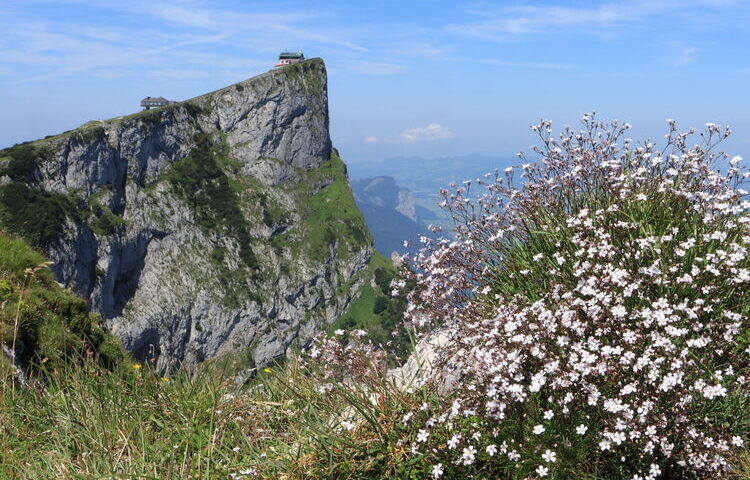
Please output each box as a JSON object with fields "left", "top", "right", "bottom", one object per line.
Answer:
{"left": 0, "top": 59, "right": 374, "bottom": 371}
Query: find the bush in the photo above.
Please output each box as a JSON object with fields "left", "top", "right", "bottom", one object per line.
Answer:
{"left": 402, "top": 115, "right": 750, "bottom": 479}
{"left": 0, "top": 183, "right": 78, "bottom": 247}
{"left": 373, "top": 296, "right": 389, "bottom": 315}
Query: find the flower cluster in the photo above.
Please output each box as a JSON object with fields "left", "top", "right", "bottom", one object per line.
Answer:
{"left": 404, "top": 115, "right": 750, "bottom": 478}
{"left": 300, "top": 329, "right": 389, "bottom": 390}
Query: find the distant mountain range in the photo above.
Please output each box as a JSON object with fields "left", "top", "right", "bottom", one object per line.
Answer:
{"left": 350, "top": 176, "right": 429, "bottom": 256}
{"left": 349, "top": 155, "right": 515, "bottom": 236}
{"left": 348, "top": 155, "right": 513, "bottom": 193}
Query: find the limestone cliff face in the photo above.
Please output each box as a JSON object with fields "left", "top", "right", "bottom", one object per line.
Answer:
{"left": 0, "top": 59, "right": 373, "bottom": 371}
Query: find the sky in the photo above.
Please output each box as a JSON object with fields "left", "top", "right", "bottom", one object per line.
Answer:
{"left": 1, "top": 0, "right": 749, "bottom": 165}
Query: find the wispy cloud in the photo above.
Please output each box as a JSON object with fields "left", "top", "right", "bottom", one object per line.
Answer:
{"left": 0, "top": 1, "right": 367, "bottom": 82}
{"left": 364, "top": 136, "right": 378, "bottom": 143}
{"left": 481, "top": 59, "right": 575, "bottom": 69}
{"left": 667, "top": 44, "right": 699, "bottom": 67}
{"left": 347, "top": 60, "right": 407, "bottom": 75}
{"left": 446, "top": 1, "right": 744, "bottom": 40}
{"left": 399, "top": 123, "right": 454, "bottom": 143}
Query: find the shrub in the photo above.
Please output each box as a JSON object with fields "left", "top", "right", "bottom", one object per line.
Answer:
{"left": 402, "top": 115, "right": 750, "bottom": 479}
{"left": 90, "top": 210, "right": 125, "bottom": 236}
{"left": 0, "top": 183, "right": 78, "bottom": 247}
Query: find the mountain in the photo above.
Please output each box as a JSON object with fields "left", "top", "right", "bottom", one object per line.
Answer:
{"left": 351, "top": 176, "right": 428, "bottom": 256}
{"left": 348, "top": 155, "right": 514, "bottom": 233}
{"left": 0, "top": 58, "right": 376, "bottom": 372}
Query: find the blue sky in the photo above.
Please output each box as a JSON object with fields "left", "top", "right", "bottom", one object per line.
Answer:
{"left": 1, "top": 0, "right": 749, "bottom": 164}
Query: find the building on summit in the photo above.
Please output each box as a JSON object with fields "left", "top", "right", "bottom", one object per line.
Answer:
{"left": 275, "top": 51, "right": 305, "bottom": 67}
{"left": 140, "top": 97, "right": 174, "bottom": 110}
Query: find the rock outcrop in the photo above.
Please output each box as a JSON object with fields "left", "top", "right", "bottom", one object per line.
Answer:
{"left": 0, "top": 59, "right": 374, "bottom": 371}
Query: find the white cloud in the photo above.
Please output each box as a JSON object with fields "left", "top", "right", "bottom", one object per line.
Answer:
{"left": 364, "top": 136, "right": 379, "bottom": 143}
{"left": 399, "top": 123, "right": 454, "bottom": 143}
{"left": 148, "top": 68, "right": 213, "bottom": 79}
{"left": 446, "top": 1, "right": 742, "bottom": 40}
{"left": 668, "top": 44, "right": 699, "bottom": 66}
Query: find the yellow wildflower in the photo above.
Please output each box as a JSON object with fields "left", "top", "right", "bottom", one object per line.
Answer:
{"left": 263, "top": 368, "right": 272, "bottom": 374}
{"left": 132, "top": 363, "right": 142, "bottom": 370}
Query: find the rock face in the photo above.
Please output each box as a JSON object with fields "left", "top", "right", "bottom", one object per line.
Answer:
{"left": 0, "top": 59, "right": 374, "bottom": 371}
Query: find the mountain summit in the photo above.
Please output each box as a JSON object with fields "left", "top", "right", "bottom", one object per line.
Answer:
{"left": 0, "top": 59, "right": 375, "bottom": 371}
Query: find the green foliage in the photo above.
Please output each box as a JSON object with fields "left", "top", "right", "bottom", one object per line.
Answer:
{"left": 0, "top": 145, "right": 37, "bottom": 182}
{"left": 0, "top": 182, "right": 78, "bottom": 247}
{"left": 0, "top": 144, "right": 80, "bottom": 247}
{"left": 0, "top": 354, "right": 433, "bottom": 480}
{"left": 166, "top": 134, "right": 259, "bottom": 273}
{"left": 89, "top": 210, "right": 125, "bottom": 236}
{"left": 330, "top": 253, "right": 412, "bottom": 362}
{"left": 373, "top": 295, "right": 389, "bottom": 314}
{"left": 0, "top": 231, "right": 125, "bottom": 371}
{"left": 300, "top": 151, "right": 372, "bottom": 262}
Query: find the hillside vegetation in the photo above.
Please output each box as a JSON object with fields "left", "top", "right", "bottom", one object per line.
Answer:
{"left": 0, "top": 230, "right": 124, "bottom": 374}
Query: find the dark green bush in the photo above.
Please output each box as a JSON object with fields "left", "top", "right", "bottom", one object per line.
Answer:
{"left": 0, "top": 183, "right": 78, "bottom": 247}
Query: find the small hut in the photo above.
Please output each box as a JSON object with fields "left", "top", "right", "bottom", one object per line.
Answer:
{"left": 140, "top": 96, "right": 173, "bottom": 110}
{"left": 275, "top": 51, "right": 305, "bottom": 67}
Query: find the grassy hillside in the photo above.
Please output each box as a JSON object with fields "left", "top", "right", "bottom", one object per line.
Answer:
{"left": 0, "top": 230, "right": 124, "bottom": 373}
{"left": 328, "top": 251, "right": 412, "bottom": 362}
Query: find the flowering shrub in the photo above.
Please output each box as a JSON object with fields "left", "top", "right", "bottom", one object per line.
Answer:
{"left": 403, "top": 115, "right": 750, "bottom": 478}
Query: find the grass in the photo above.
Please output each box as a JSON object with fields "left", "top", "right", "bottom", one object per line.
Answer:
{"left": 296, "top": 150, "right": 372, "bottom": 263}
{"left": 328, "top": 252, "right": 412, "bottom": 362}
{"left": 0, "top": 349, "right": 432, "bottom": 480}
{"left": 0, "top": 230, "right": 124, "bottom": 371}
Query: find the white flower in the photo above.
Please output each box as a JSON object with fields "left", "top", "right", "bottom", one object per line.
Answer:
{"left": 486, "top": 444, "right": 497, "bottom": 456}
{"left": 542, "top": 449, "right": 557, "bottom": 463}
{"left": 533, "top": 424, "right": 545, "bottom": 435}
{"left": 461, "top": 445, "right": 477, "bottom": 465}
{"left": 416, "top": 429, "right": 429, "bottom": 443}
{"left": 536, "top": 465, "right": 549, "bottom": 477}
{"left": 543, "top": 410, "right": 554, "bottom": 420}
{"left": 447, "top": 433, "right": 461, "bottom": 449}
{"left": 732, "top": 436, "right": 744, "bottom": 447}
{"left": 431, "top": 463, "right": 444, "bottom": 478}
{"left": 612, "top": 305, "right": 627, "bottom": 318}
{"left": 334, "top": 329, "right": 345, "bottom": 336}
{"left": 341, "top": 420, "right": 355, "bottom": 431}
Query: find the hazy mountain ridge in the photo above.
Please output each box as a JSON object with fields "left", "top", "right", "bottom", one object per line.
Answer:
{"left": 351, "top": 176, "right": 430, "bottom": 256}
{"left": 348, "top": 155, "right": 513, "bottom": 234}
